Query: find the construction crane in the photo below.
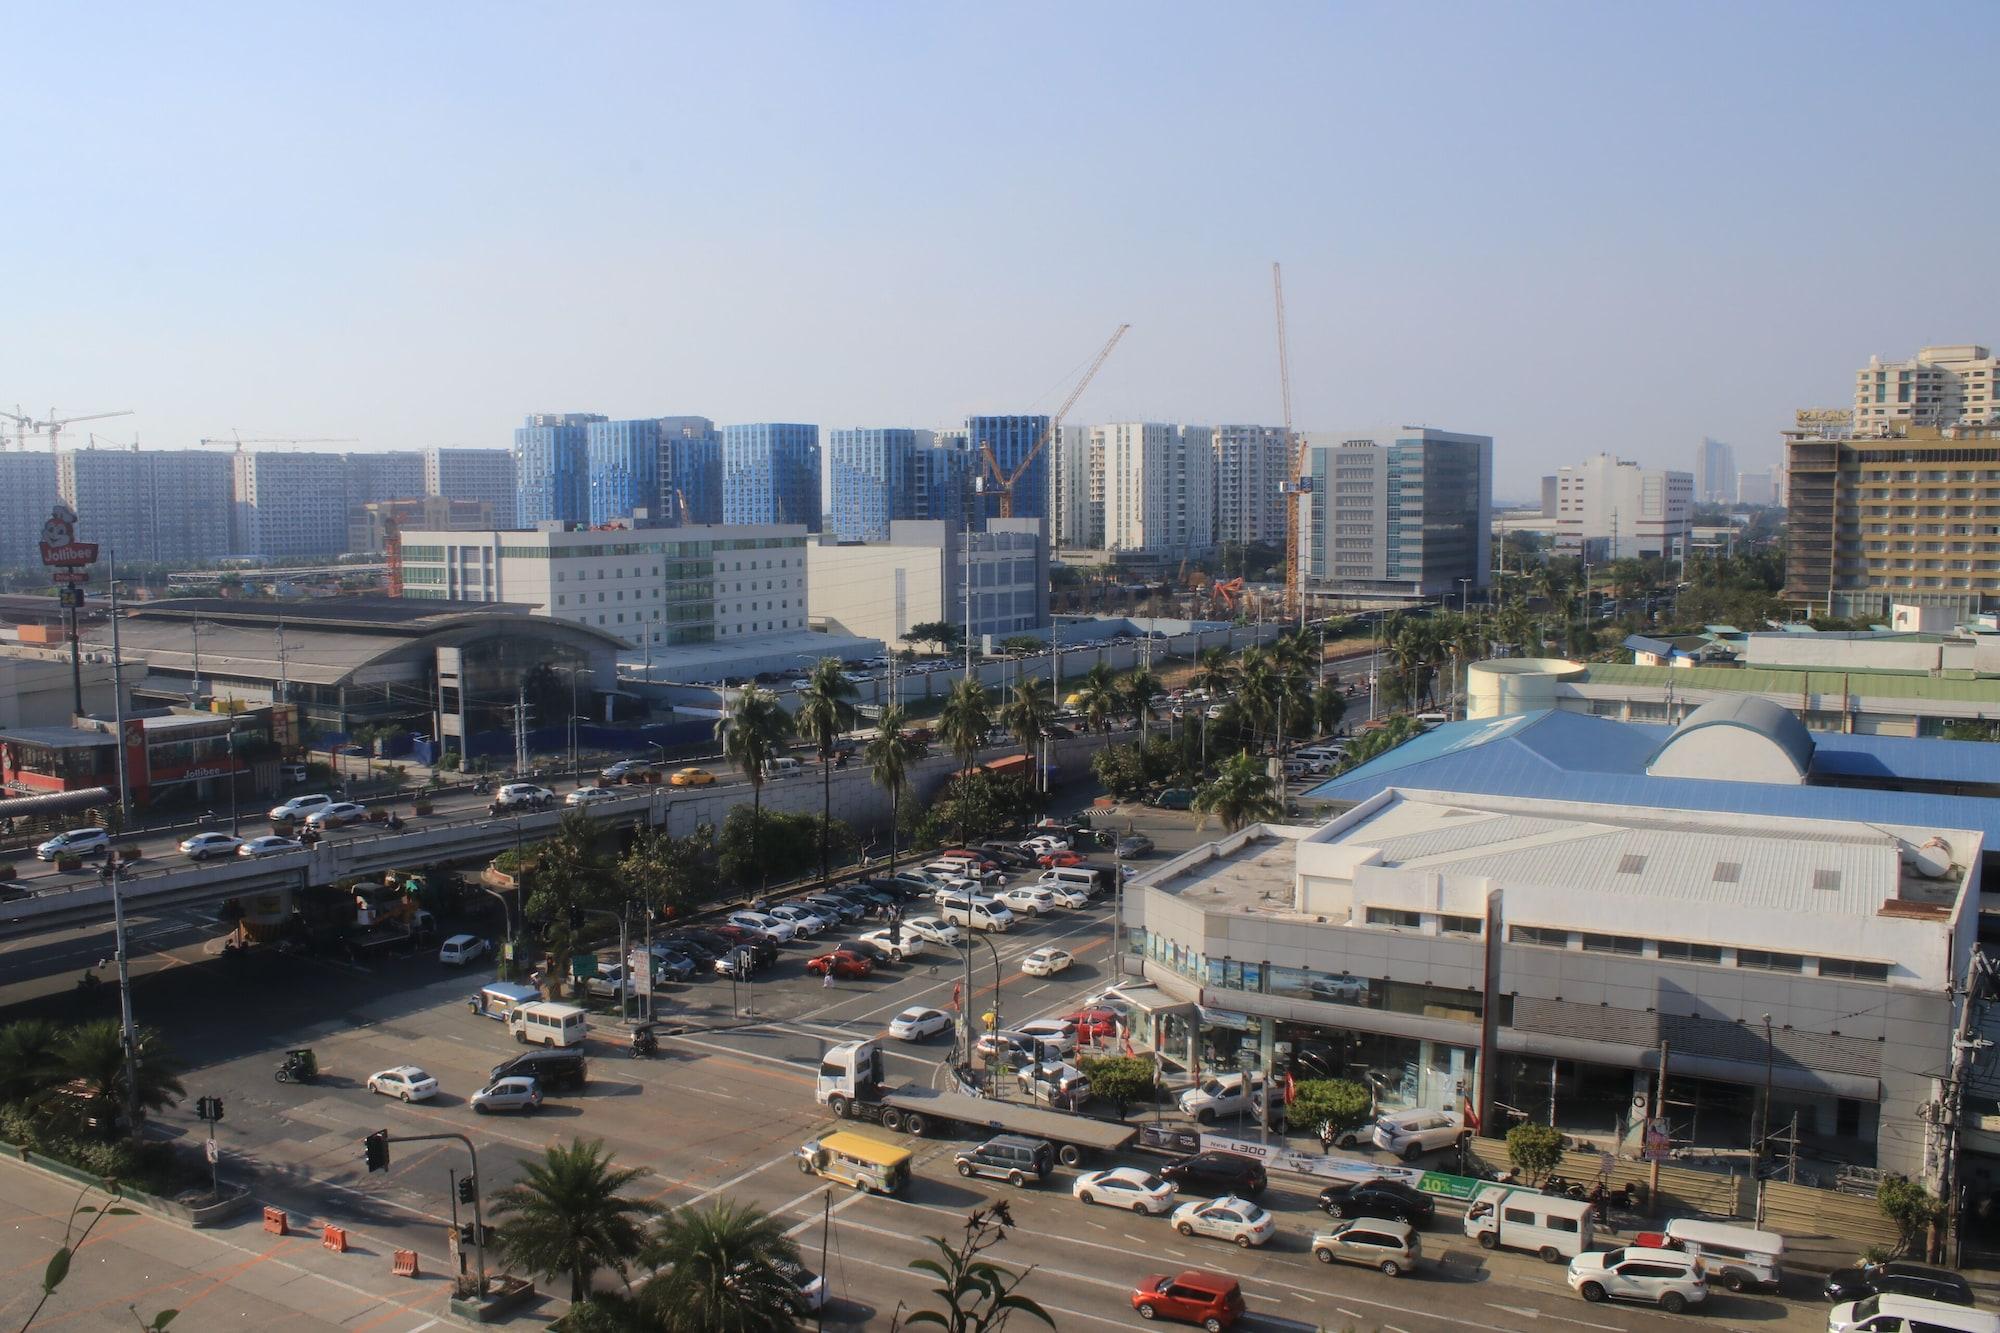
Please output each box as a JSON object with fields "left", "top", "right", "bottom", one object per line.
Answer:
{"left": 1273, "top": 261, "right": 1309, "bottom": 626}
{"left": 197, "top": 432, "right": 359, "bottom": 449}
{"left": 976, "top": 323, "right": 1129, "bottom": 519}
{"left": 3, "top": 406, "right": 134, "bottom": 453}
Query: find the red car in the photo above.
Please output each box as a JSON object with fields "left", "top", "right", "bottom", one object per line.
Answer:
{"left": 1130, "top": 1270, "right": 1245, "bottom": 1330}
{"left": 1037, "top": 849, "right": 1083, "bottom": 869}
{"left": 805, "top": 951, "right": 873, "bottom": 980}
{"left": 1066, "top": 1008, "right": 1120, "bottom": 1043}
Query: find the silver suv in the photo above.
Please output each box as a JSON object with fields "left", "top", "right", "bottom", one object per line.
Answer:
{"left": 1568, "top": 1247, "right": 1706, "bottom": 1313}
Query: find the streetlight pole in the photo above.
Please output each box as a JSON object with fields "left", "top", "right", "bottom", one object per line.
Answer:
{"left": 226, "top": 713, "right": 241, "bottom": 835}
{"left": 107, "top": 860, "right": 141, "bottom": 1136}
{"left": 1756, "top": 1013, "right": 1774, "bottom": 1172}
{"left": 1459, "top": 577, "right": 1471, "bottom": 615}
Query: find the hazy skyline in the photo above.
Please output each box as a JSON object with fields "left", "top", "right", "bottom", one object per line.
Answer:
{"left": 5, "top": 3, "right": 1995, "bottom": 494}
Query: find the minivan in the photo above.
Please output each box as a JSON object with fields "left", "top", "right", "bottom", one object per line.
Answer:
{"left": 954, "top": 1134, "right": 1053, "bottom": 1187}
{"left": 509, "top": 1001, "right": 589, "bottom": 1048}
{"left": 1038, "top": 865, "right": 1104, "bottom": 897}
{"left": 489, "top": 1048, "right": 588, "bottom": 1093}
{"left": 1828, "top": 1293, "right": 2000, "bottom": 1333}
{"left": 763, "top": 756, "right": 803, "bottom": 778}
{"left": 939, "top": 894, "right": 1014, "bottom": 933}
{"left": 36, "top": 827, "right": 110, "bottom": 861}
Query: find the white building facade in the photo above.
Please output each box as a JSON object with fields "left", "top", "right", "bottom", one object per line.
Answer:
{"left": 57, "top": 447, "right": 235, "bottom": 565}
{"left": 1551, "top": 453, "right": 1693, "bottom": 560}
{"left": 1855, "top": 344, "right": 2000, "bottom": 430}
{"left": 1212, "top": 424, "right": 1288, "bottom": 549}
{"left": 231, "top": 451, "right": 353, "bottom": 558}
{"left": 1096, "top": 423, "right": 1215, "bottom": 555}
{"left": 808, "top": 517, "right": 1049, "bottom": 646}
{"left": 423, "top": 447, "right": 517, "bottom": 516}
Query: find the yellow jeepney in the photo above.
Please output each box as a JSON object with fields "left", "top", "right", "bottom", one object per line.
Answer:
{"left": 796, "top": 1130, "right": 912, "bottom": 1195}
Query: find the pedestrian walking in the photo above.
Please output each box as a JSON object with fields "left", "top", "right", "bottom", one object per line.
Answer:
{"left": 821, "top": 967, "right": 834, "bottom": 990}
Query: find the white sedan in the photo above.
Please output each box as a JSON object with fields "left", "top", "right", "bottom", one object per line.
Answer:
{"left": 859, "top": 928, "right": 926, "bottom": 962}
{"left": 238, "top": 835, "right": 303, "bottom": 858}
{"left": 766, "top": 905, "right": 827, "bottom": 937}
{"left": 1019, "top": 947, "right": 1073, "bottom": 978}
{"left": 303, "top": 801, "right": 369, "bottom": 829}
{"left": 366, "top": 1066, "right": 440, "bottom": 1102}
{"left": 178, "top": 832, "right": 244, "bottom": 861}
{"left": 900, "top": 915, "right": 961, "bottom": 946}
{"left": 565, "top": 786, "right": 619, "bottom": 807}
{"left": 887, "top": 1006, "right": 952, "bottom": 1041}
{"left": 1042, "top": 883, "right": 1089, "bottom": 909}
{"left": 1170, "top": 1196, "right": 1277, "bottom": 1249}
{"left": 1073, "top": 1166, "right": 1176, "bottom": 1215}
{"left": 996, "top": 887, "right": 1055, "bottom": 917}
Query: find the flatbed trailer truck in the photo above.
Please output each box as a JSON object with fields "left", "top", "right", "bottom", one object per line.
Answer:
{"left": 816, "top": 1040, "right": 1134, "bottom": 1167}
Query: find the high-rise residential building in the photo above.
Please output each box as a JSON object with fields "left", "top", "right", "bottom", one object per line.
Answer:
{"left": 1854, "top": 344, "right": 2000, "bottom": 430}
{"left": 1694, "top": 436, "right": 1736, "bottom": 505}
{"left": 965, "top": 415, "right": 1052, "bottom": 521}
{"left": 810, "top": 518, "right": 1048, "bottom": 646}
{"left": 423, "top": 447, "right": 516, "bottom": 515}
{"left": 1550, "top": 454, "right": 1693, "bottom": 560}
{"left": 1096, "top": 423, "right": 1217, "bottom": 555}
{"left": 722, "top": 424, "right": 821, "bottom": 532}
{"left": 912, "top": 438, "right": 971, "bottom": 526}
{"left": 397, "top": 522, "right": 809, "bottom": 649}
{"left": 231, "top": 451, "right": 353, "bottom": 557}
{"left": 343, "top": 452, "right": 426, "bottom": 507}
{"left": 58, "top": 447, "right": 235, "bottom": 565}
{"left": 0, "top": 453, "right": 59, "bottom": 568}
{"left": 1299, "top": 427, "right": 1492, "bottom": 600}
{"left": 825, "top": 428, "right": 971, "bottom": 542}
{"left": 1052, "top": 423, "right": 1096, "bottom": 548}
{"left": 1212, "top": 424, "right": 1289, "bottom": 550}
{"left": 514, "top": 413, "right": 603, "bottom": 527}
{"left": 657, "top": 417, "right": 722, "bottom": 525}
{"left": 585, "top": 419, "right": 662, "bottom": 526}
{"left": 1783, "top": 414, "right": 2000, "bottom": 617}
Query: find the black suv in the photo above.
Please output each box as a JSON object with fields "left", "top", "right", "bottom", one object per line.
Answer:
{"left": 1158, "top": 1151, "right": 1267, "bottom": 1199}
{"left": 490, "top": 1048, "right": 588, "bottom": 1094}
{"left": 1823, "top": 1260, "right": 1974, "bottom": 1307}
{"left": 1317, "top": 1178, "right": 1435, "bottom": 1227}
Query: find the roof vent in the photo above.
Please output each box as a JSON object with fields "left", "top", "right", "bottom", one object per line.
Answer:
{"left": 1713, "top": 862, "right": 1742, "bottom": 884}
{"left": 1617, "top": 853, "right": 1647, "bottom": 875}
{"left": 1813, "top": 869, "right": 1842, "bottom": 892}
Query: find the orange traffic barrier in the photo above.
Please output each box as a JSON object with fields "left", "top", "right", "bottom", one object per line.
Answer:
{"left": 321, "top": 1225, "right": 347, "bottom": 1253}
{"left": 262, "top": 1207, "right": 287, "bottom": 1236}
{"left": 391, "top": 1249, "right": 419, "bottom": 1278}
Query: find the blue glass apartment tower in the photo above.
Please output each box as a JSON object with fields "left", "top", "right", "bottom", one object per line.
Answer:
{"left": 722, "top": 423, "right": 821, "bottom": 532}
{"left": 828, "top": 428, "right": 920, "bottom": 541}
{"left": 514, "top": 413, "right": 603, "bottom": 526}
{"left": 586, "top": 418, "right": 663, "bottom": 526}
{"left": 659, "top": 417, "right": 723, "bottom": 525}
{"left": 965, "top": 415, "right": 1052, "bottom": 521}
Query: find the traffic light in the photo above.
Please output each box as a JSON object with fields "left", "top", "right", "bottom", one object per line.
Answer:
{"left": 364, "top": 1130, "right": 389, "bottom": 1173}
{"left": 195, "top": 1096, "right": 224, "bottom": 1122}
{"left": 457, "top": 1174, "right": 476, "bottom": 1204}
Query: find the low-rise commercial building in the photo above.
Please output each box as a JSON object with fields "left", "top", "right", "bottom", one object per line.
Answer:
{"left": 1551, "top": 453, "right": 1692, "bottom": 560}
{"left": 808, "top": 518, "right": 1048, "bottom": 647}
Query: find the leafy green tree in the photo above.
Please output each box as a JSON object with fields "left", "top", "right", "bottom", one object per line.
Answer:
{"left": 54, "top": 1020, "right": 183, "bottom": 1141}
{"left": 1080, "top": 1056, "right": 1156, "bottom": 1119}
{"left": 999, "top": 635, "right": 1044, "bottom": 657}
{"left": 1090, "top": 742, "right": 1154, "bottom": 800}
{"left": 490, "top": 1139, "right": 660, "bottom": 1304}
{"left": 1337, "top": 714, "right": 1422, "bottom": 772}
{"left": 1878, "top": 1175, "right": 1946, "bottom": 1259}
{"left": 902, "top": 1204, "right": 1054, "bottom": 1333}
{"left": 717, "top": 808, "right": 852, "bottom": 887}
{"left": 930, "top": 771, "right": 1044, "bottom": 845}
{"left": 1192, "top": 752, "right": 1282, "bottom": 833}
{"left": 638, "top": 1199, "right": 804, "bottom": 1333}
{"left": 1505, "top": 1122, "right": 1565, "bottom": 1187}
{"left": 999, "top": 677, "right": 1052, "bottom": 764}
{"left": 1309, "top": 683, "right": 1347, "bottom": 738}
{"left": 1289, "top": 1079, "right": 1372, "bottom": 1140}
{"left": 618, "top": 825, "right": 712, "bottom": 928}
{"left": 867, "top": 705, "right": 925, "bottom": 878}
{"left": 904, "top": 621, "right": 963, "bottom": 655}
{"left": 796, "top": 657, "right": 860, "bottom": 883}
{"left": 716, "top": 686, "right": 791, "bottom": 894}
{"left": 523, "top": 810, "right": 612, "bottom": 995}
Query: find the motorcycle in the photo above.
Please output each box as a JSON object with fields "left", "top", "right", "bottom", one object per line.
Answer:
{"left": 630, "top": 1026, "right": 658, "bottom": 1058}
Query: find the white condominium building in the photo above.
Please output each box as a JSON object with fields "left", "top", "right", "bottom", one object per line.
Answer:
{"left": 1095, "top": 423, "right": 1216, "bottom": 555}
{"left": 1855, "top": 344, "right": 2000, "bottom": 430}
{"left": 231, "top": 452, "right": 353, "bottom": 558}
{"left": 1213, "top": 424, "right": 1289, "bottom": 548}
{"left": 59, "top": 447, "right": 236, "bottom": 566}
{"left": 423, "top": 447, "right": 517, "bottom": 515}
{"left": 1551, "top": 453, "right": 1693, "bottom": 560}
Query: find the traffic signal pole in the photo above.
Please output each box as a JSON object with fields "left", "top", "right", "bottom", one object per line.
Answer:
{"left": 367, "top": 1130, "right": 486, "bottom": 1297}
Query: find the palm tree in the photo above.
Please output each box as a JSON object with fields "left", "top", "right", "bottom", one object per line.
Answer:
{"left": 1188, "top": 645, "right": 1237, "bottom": 699}
{"left": 866, "top": 705, "right": 923, "bottom": 878}
{"left": 1309, "top": 681, "right": 1347, "bottom": 739}
{"left": 637, "top": 1199, "right": 803, "bottom": 1333}
{"left": 1234, "top": 647, "right": 1278, "bottom": 751}
{"left": 1000, "top": 677, "right": 1053, "bottom": 769}
{"left": 1074, "top": 663, "right": 1119, "bottom": 734}
{"left": 1121, "top": 668, "right": 1163, "bottom": 742}
{"left": 716, "top": 686, "right": 790, "bottom": 893}
{"left": 938, "top": 678, "right": 991, "bottom": 772}
{"left": 489, "top": 1139, "right": 660, "bottom": 1304}
{"left": 795, "top": 657, "right": 859, "bottom": 884}
{"left": 56, "top": 1019, "right": 184, "bottom": 1140}
{"left": 1192, "top": 751, "right": 1284, "bottom": 833}
{"left": 0, "top": 1019, "right": 65, "bottom": 1106}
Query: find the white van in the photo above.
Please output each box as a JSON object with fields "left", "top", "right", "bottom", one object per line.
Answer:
{"left": 1829, "top": 1293, "right": 2000, "bottom": 1333}
{"left": 764, "top": 757, "right": 803, "bottom": 778}
{"left": 469, "top": 981, "right": 539, "bottom": 1021}
{"left": 1464, "top": 1185, "right": 1596, "bottom": 1262}
{"left": 1662, "top": 1218, "right": 1784, "bottom": 1293}
{"left": 939, "top": 894, "right": 1014, "bottom": 933}
{"left": 1037, "top": 865, "right": 1102, "bottom": 897}
{"left": 510, "top": 1001, "right": 590, "bottom": 1048}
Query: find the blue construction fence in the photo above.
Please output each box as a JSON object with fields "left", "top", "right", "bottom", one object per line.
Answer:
{"left": 313, "top": 720, "right": 718, "bottom": 768}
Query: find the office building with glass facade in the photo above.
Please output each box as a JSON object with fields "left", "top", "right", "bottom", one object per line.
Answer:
{"left": 658, "top": 417, "right": 722, "bottom": 525}
{"left": 586, "top": 418, "right": 663, "bottom": 526}
{"left": 514, "top": 413, "right": 603, "bottom": 527}
{"left": 966, "top": 414, "right": 1052, "bottom": 521}
{"left": 1299, "top": 425, "right": 1492, "bottom": 601}
{"left": 722, "top": 423, "right": 821, "bottom": 532}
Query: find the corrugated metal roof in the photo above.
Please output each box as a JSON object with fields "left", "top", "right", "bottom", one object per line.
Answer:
{"left": 1583, "top": 661, "right": 2000, "bottom": 704}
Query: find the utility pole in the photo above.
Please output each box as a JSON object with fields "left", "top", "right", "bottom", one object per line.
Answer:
{"left": 1755, "top": 1014, "right": 1774, "bottom": 1173}
{"left": 109, "top": 860, "right": 141, "bottom": 1138}
{"left": 108, "top": 550, "right": 130, "bottom": 826}
{"left": 1647, "top": 1039, "right": 1669, "bottom": 1197}
{"left": 514, "top": 685, "right": 528, "bottom": 778}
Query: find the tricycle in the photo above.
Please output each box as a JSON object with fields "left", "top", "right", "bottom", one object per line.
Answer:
{"left": 274, "top": 1047, "right": 319, "bottom": 1084}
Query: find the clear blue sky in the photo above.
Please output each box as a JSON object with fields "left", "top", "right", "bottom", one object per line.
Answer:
{"left": 4, "top": 2, "right": 1995, "bottom": 494}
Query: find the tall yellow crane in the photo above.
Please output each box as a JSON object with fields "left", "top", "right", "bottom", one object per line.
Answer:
{"left": 977, "top": 323, "right": 1129, "bottom": 519}
{"left": 1274, "top": 261, "right": 1308, "bottom": 626}
{"left": 3, "top": 406, "right": 134, "bottom": 453}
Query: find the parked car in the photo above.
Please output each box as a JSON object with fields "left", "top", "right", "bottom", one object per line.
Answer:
{"left": 178, "top": 831, "right": 244, "bottom": 861}
{"left": 1170, "top": 1196, "right": 1276, "bottom": 1249}
{"left": 1316, "top": 1178, "right": 1435, "bottom": 1227}
{"left": 303, "top": 801, "right": 369, "bottom": 829}
{"left": 564, "top": 785, "right": 618, "bottom": 807}
{"left": 705, "top": 925, "right": 779, "bottom": 965}
{"left": 900, "top": 915, "right": 961, "bottom": 946}
{"left": 997, "top": 886, "right": 1056, "bottom": 916}
{"left": 1179, "top": 1072, "right": 1271, "bottom": 1125}
{"left": 238, "top": 835, "right": 303, "bottom": 858}
{"left": 1567, "top": 1247, "right": 1706, "bottom": 1313}
{"left": 858, "top": 928, "right": 926, "bottom": 962}
{"left": 838, "top": 938, "right": 895, "bottom": 967}
{"left": 888, "top": 1006, "right": 952, "bottom": 1040}
{"left": 1065, "top": 1008, "right": 1121, "bottom": 1043}
{"left": 1150, "top": 788, "right": 1196, "bottom": 810}
{"left": 268, "top": 793, "right": 333, "bottom": 822}
{"left": 805, "top": 951, "right": 872, "bottom": 980}
{"left": 1824, "top": 1260, "right": 1977, "bottom": 1308}
{"left": 1020, "top": 946, "right": 1073, "bottom": 977}
{"left": 1036, "top": 849, "right": 1084, "bottom": 869}
{"left": 438, "top": 934, "right": 489, "bottom": 966}
{"left": 1129, "top": 1271, "right": 1245, "bottom": 1331}
{"left": 1116, "top": 834, "right": 1155, "bottom": 857}
{"left": 1372, "top": 1108, "right": 1465, "bottom": 1161}
{"left": 1159, "top": 1152, "right": 1266, "bottom": 1199}
{"left": 1312, "top": 1218, "right": 1421, "bottom": 1277}
{"left": 1074, "top": 1166, "right": 1176, "bottom": 1215}
{"left": 470, "top": 1075, "right": 543, "bottom": 1114}
{"left": 1012, "top": 1017, "right": 1076, "bottom": 1053}
{"left": 366, "top": 1066, "right": 439, "bottom": 1102}
{"left": 1016, "top": 1060, "right": 1089, "bottom": 1107}
{"left": 766, "top": 904, "right": 827, "bottom": 937}
{"left": 801, "top": 893, "right": 866, "bottom": 924}
{"left": 725, "top": 911, "right": 795, "bottom": 942}
{"left": 36, "top": 827, "right": 112, "bottom": 861}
